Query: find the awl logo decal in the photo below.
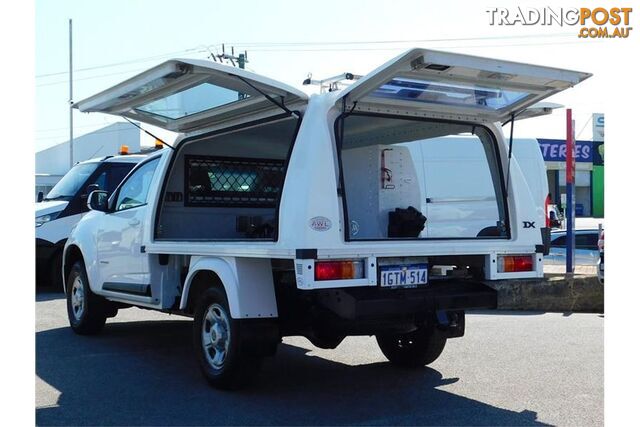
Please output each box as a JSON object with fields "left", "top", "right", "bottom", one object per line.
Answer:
{"left": 309, "top": 216, "right": 332, "bottom": 231}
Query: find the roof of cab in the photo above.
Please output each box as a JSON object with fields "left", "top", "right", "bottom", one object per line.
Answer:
{"left": 76, "top": 154, "right": 148, "bottom": 165}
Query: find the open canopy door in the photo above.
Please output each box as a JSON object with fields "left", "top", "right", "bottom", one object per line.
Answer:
{"left": 511, "top": 102, "right": 563, "bottom": 122}
{"left": 74, "top": 59, "right": 308, "bottom": 133}
{"left": 338, "top": 49, "right": 591, "bottom": 123}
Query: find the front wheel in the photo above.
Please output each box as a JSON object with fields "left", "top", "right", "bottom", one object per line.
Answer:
{"left": 376, "top": 324, "right": 447, "bottom": 368}
{"left": 193, "top": 287, "right": 262, "bottom": 389}
{"left": 66, "top": 260, "right": 111, "bottom": 335}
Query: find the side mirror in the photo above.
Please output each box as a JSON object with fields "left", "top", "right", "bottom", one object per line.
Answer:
{"left": 87, "top": 190, "right": 109, "bottom": 212}
{"left": 37, "top": 191, "right": 44, "bottom": 202}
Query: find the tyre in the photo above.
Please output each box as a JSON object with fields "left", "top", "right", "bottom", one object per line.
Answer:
{"left": 193, "top": 287, "right": 262, "bottom": 389}
{"left": 376, "top": 324, "right": 447, "bottom": 368}
{"left": 306, "top": 329, "right": 346, "bottom": 349}
{"left": 66, "top": 260, "right": 109, "bottom": 335}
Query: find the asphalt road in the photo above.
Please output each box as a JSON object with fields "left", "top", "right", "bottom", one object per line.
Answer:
{"left": 36, "top": 290, "right": 603, "bottom": 426}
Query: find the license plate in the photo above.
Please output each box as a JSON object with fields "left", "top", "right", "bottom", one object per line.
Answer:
{"left": 380, "top": 264, "right": 428, "bottom": 288}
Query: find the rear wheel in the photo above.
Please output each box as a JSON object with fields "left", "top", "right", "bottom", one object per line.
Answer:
{"left": 66, "top": 260, "right": 112, "bottom": 335}
{"left": 193, "top": 287, "right": 262, "bottom": 389}
{"left": 376, "top": 324, "right": 447, "bottom": 368}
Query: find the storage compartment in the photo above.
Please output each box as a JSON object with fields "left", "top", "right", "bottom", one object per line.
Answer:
{"left": 338, "top": 114, "right": 507, "bottom": 240}
{"left": 156, "top": 116, "right": 299, "bottom": 240}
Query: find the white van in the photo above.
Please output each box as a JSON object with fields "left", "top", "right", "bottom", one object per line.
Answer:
{"left": 63, "top": 48, "right": 590, "bottom": 388}
{"left": 400, "top": 137, "right": 548, "bottom": 238}
{"left": 36, "top": 155, "right": 145, "bottom": 288}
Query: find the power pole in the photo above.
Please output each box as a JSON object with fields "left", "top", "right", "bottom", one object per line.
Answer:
{"left": 68, "top": 18, "right": 74, "bottom": 170}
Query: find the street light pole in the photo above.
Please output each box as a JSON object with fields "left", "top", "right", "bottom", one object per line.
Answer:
{"left": 68, "top": 18, "right": 73, "bottom": 170}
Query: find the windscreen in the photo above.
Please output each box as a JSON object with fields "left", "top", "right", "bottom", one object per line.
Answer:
{"left": 338, "top": 115, "right": 507, "bottom": 240}
{"left": 45, "top": 163, "right": 99, "bottom": 201}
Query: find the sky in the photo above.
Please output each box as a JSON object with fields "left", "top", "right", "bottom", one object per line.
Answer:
{"left": 35, "top": 0, "right": 629, "bottom": 151}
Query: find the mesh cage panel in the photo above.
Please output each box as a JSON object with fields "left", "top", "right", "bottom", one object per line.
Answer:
{"left": 185, "top": 155, "right": 285, "bottom": 207}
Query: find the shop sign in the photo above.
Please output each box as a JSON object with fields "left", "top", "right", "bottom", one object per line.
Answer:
{"left": 537, "top": 139, "right": 592, "bottom": 163}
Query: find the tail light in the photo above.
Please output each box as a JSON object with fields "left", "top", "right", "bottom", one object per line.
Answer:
{"left": 497, "top": 255, "right": 534, "bottom": 273}
{"left": 315, "top": 260, "right": 365, "bottom": 281}
{"left": 544, "top": 194, "right": 552, "bottom": 228}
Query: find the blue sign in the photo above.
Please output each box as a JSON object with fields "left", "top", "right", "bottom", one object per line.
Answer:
{"left": 537, "top": 139, "right": 592, "bottom": 163}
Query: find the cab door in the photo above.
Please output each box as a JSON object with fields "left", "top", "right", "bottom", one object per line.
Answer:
{"left": 97, "top": 158, "right": 160, "bottom": 297}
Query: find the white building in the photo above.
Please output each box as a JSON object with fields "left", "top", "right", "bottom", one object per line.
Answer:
{"left": 35, "top": 122, "right": 141, "bottom": 197}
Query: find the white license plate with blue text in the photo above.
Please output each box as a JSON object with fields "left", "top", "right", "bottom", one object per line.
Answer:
{"left": 380, "top": 264, "right": 428, "bottom": 288}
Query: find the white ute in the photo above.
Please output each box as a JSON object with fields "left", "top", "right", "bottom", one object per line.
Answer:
{"left": 64, "top": 49, "right": 590, "bottom": 389}
{"left": 36, "top": 155, "right": 145, "bottom": 288}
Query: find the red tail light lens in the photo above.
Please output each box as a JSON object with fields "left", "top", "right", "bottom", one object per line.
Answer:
{"left": 498, "top": 255, "right": 534, "bottom": 273}
{"left": 315, "top": 260, "right": 364, "bottom": 281}
{"left": 545, "top": 194, "right": 552, "bottom": 228}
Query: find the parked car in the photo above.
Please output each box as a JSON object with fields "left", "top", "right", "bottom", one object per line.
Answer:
{"left": 544, "top": 229, "right": 601, "bottom": 266}
{"left": 597, "top": 229, "right": 604, "bottom": 284}
{"left": 64, "top": 48, "right": 590, "bottom": 389}
{"left": 36, "top": 155, "right": 146, "bottom": 288}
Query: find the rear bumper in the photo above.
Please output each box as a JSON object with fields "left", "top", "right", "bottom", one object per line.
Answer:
{"left": 316, "top": 280, "right": 497, "bottom": 320}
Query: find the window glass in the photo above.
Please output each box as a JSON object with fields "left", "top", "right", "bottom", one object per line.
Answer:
{"left": 371, "top": 78, "right": 530, "bottom": 111}
{"left": 576, "top": 233, "right": 598, "bottom": 250}
{"left": 91, "top": 171, "right": 107, "bottom": 191}
{"left": 559, "top": 170, "right": 591, "bottom": 187}
{"left": 136, "top": 82, "right": 249, "bottom": 119}
{"left": 45, "top": 163, "right": 99, "bottom": 200}
{"left": 107, "top": 163, "right": 137, "bottom": 192}
{"left": 115, "top": 159, "right": 160, "bottom": 211}
{"left": 550, "top": 234, "right": 566, "bottom": 247}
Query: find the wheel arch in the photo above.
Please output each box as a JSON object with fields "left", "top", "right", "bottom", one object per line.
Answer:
{"left": 180, "top": 256, "right": 278, "bottom": 319}
{"left": 63, "top": 244, "right": 84, "bottom": 293}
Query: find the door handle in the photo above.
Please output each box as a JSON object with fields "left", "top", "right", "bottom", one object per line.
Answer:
{"left": 129, "top": 218, "right": 141, "bottom": 226}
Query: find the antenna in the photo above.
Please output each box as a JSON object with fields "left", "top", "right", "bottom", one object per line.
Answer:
{"left": 215, "top": 45, "right": 249, "bottom": 69}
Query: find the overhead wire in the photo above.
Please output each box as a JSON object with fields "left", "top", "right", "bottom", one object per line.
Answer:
{"left": 36, "top": 32, "right": 600, "bottom": 141}
{"left": 36, "top": 32, "right": 578, "bottom": 79}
